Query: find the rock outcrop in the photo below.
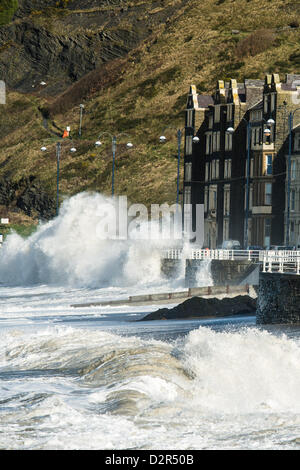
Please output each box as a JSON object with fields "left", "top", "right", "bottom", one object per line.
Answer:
{"left": 0, "top": 176, "right": 56, "bottom": 220}
{"left": 140, "top": 295, "right": 257, "bottom": 321}
{"left": 0, "top": 0, "right": 188, "bottom": 95}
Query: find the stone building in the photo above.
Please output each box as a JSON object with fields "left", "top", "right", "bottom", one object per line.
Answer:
{"left": 183, "top": 73, "right": 300, "bottom": 248}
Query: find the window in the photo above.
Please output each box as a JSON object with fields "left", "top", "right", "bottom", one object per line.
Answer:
{"left": 205, "top": 134, "right": 211, "bottom": 155}
{"left": 209, "top": 188, "right": 217, "bottom": 211}
{"left": 224, "top": 187, "right": 230, "bottom": 216}
{"left": 251, "top": 110, "right": 262, "bottom": 122}
{"left": 265, "top": 183, "right": 272, "bottom": 205}
{"left": 209, "top": 115, "right": 213, "bottom": 129}
{"left": 291, "top": 160, "right": 296, "bottom": 180}
{"left": 225, "top": 132, "right": 233, "bottom": 151}
{"left": 291, "top": 221, "right": 295, "bottom": 235}
{"left": 212, "top": 160, "right": 215, "bottom": 179}
{"left": 227, "top": 104, "right": 233, "bottom": 121}
{"left": 213, "top": 190, "right": 217, "bottom": 210}
{"left": 186, "top": 109, "right": 194, "bottom": 128}
{"left": 253, "top": 128, "right": 257, "bottom": 146}
{"left": 271, "top": 94, "right": 276, "bottom": 112}
{"left": 211, "top": 159, "right": 219, "bottom": 180}
{"left": 217, "top": 131, "right": 220, "bottom": 151}
{"left": 294, "top": 133, "right": 300, "bottom": 151}
{"left": 205, "top": 162, "right": 210, "bottom": 182}
{"left": 185, "top": 135, "right": 192, "bottom": 156}
{"left": 212, "top": 132, "right": 217, "bottom": 152}
{"left": 214, "top": 106, "right": 220, "bottom": 123}
{"left": 291, "top": 190, "right": 296, "bottom": 211}
{"left": 185, "top": 162, "right": 192, "bottom": 182}
{"left": 224, "top": 159, "right": 232, "bottom": 179}
{"left": 264, "top": 95, "right": 268, "bottom": 113}
{"left": 250, "top": 184, "right": 253, "bottom": 210}
{"left": 225, "top": 133, "right": 229, "bottom": 151}
{"left": 266, "top": 154, "right": 273, "bottom": 175}
{"left": 205, "top": 188, "right": 209, "bottom": 212}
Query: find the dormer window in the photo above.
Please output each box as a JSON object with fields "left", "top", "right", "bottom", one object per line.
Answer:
{"left": 250, "top": 110, "right": 262, "bottom": 122}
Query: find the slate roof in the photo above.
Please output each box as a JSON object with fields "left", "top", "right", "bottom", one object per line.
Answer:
{"left": 248, "top": 100, "right": 263, "bottom": 111}
{"left": 197, "top": 95, "right": 214, "bottom": 108}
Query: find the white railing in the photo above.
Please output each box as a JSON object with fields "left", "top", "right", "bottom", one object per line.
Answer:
{"left": 262, "top": 258, "right": 300, "bottom": 274}
{"left": 163, "top": 248, "right": 300, "bottom": 275}
{"left": 162, "top": 248, "right": 300, "bottom": 264}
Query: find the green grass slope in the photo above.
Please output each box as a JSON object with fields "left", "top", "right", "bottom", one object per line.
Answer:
{"left": 0, "top": 0, "right": 299, "bottom": 226}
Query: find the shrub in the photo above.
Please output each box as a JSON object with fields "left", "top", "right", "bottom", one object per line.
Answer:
{"left": 0, "top": 0, "right": 18, "bottom": 25}
{"left": 289, "top": 51, "right": 300, "bottom": 66}
{"left": 236, "top": 29, "right": 276, "bottom": 59}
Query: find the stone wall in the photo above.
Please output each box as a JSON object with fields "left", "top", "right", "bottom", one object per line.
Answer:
{"left": 257, "top": 272, "right": 300, "bottom": 324}
{"left": 185, "top": 259, "right": 258, "bottom": 287}
{"left": 210, "top": 260, "right": 258, "bottom": 286}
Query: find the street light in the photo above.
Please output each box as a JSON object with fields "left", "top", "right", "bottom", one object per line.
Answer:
{"left": 286, "top": 108, "right": 300, "bottom": 246}
{"left": 79, "top": 104, "right": 84, "bottom": 137}
{"left": 41, "top": 141, "right": 77, "bottom": 216}
{"left": 95, "top": 132, "right": 133, "bottom": 196}
{"left": 226, "top": 117, "right": 275, "bottom": 248}
{"left": 159, "top": 127, "right": 199, "bottom": 205}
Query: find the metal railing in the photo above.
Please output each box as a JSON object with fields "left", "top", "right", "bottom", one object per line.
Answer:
{"left": 162, "top": 248, "right": 300, "bottom": 262}
{"left": 162, "top": 248, "right": 300, "bottom": 275}
{"left": 262, "top": 258, "right": 300, "bottom": 274}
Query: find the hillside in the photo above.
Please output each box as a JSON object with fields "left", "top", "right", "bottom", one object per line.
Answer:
{"left": 0, "top": 0, "right": 299, "bottom": 232}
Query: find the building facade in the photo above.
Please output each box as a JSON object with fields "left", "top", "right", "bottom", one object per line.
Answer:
{"left": 183, "top": 73, "right": 300, "bottom": 248}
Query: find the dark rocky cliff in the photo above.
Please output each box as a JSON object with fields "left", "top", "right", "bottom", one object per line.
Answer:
{"left": 1, "top": 0, "right": 187, "bottom": 95}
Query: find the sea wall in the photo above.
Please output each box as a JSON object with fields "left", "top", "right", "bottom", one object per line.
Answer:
{"left": 161, "top": 258, "right": 259, "bottom": 287}
{"left": 257, "top": 272, "right": 300, "bottom": 324}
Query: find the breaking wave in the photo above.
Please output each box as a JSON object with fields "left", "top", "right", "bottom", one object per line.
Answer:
{"left": 3, "top": 325, "right": 300, "bottom": 416}
{"left": 0, "top": 192, "right": 187, "bottom": 288}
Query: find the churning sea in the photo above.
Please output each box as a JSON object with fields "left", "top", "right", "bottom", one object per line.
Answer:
{"left": 0, "top": 192, "right": 300, "bottom": 451}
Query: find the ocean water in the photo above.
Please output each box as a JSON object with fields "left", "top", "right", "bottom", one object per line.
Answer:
{"left": 0, "top": 193, "right": 300, "bottom": 450}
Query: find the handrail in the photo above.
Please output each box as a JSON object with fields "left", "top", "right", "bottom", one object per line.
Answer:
{"left": 161, "top": 249, "right": 300, "bottom": 275}
{"left": 162, "top": 249, "right": 300, "bottom": 262}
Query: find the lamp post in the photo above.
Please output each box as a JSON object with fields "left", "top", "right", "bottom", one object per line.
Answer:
{"left": 227, "top": 117, "right": 275, "bottom": 249}
{"left": 159, "top": 127, "right": 199, "bottom": 205}
{"left": 41, "top": 140, "right": 77, "bottom": 216}
{"left": 95, "top": 132, "right": 133, "bottom": 196}
{"left": 79, "top": 104, "right": 84, "bottom": 137}
{"left": 286, "top": 108, "right": 300, "bottom": 246}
